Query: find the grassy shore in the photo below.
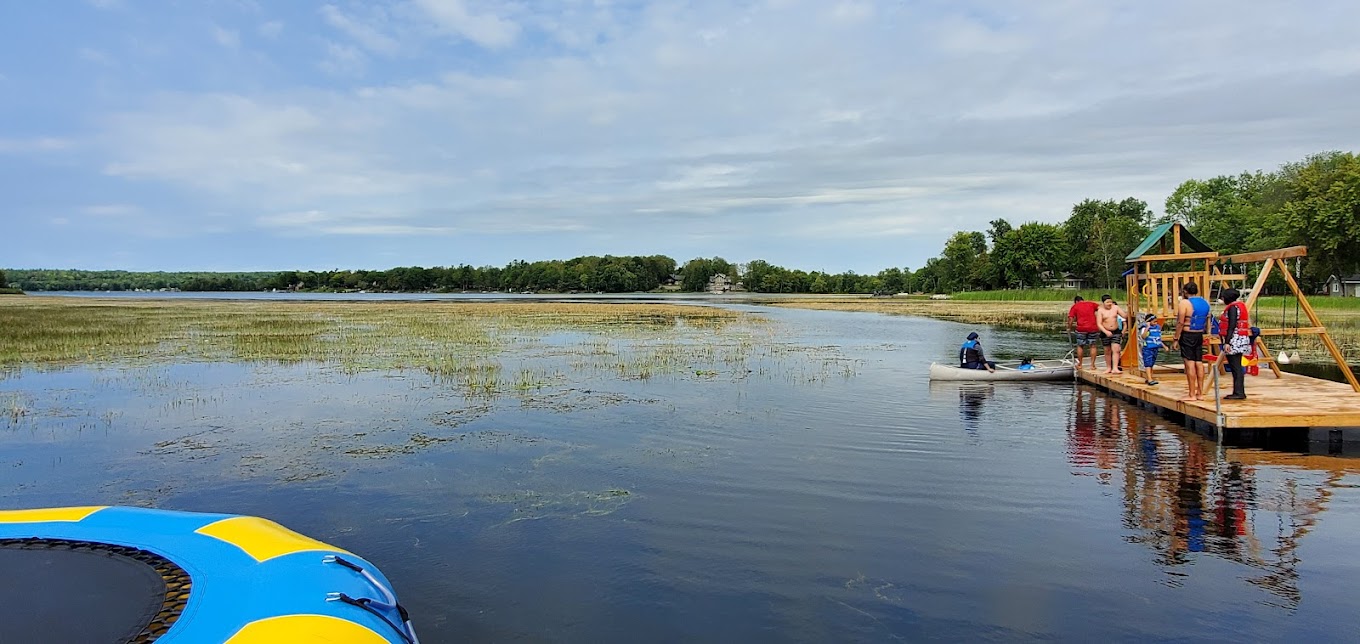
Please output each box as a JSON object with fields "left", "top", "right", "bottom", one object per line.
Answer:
{"left": 765, "top": 294, "right": 1360, "bottom": 362}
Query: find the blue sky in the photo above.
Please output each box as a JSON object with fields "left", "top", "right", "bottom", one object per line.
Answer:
{"left": 3, "top": 1, "right": 1358, "bottom": 273}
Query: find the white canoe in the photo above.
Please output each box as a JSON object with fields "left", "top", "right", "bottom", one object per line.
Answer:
{"left": 929, "top": 359, "right": 1075, "bottom": 382}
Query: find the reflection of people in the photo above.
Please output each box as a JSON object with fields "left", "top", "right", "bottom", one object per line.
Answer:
{"left": 1219, "top": 288, "right": 1251, "bottom": 400}
{"left": 1068, "top": 296, "right": 1101, "bottom": 371}
{"left": 958, "top": 385, "right": 991, "bottom": 433}
{"left": 1097, "top": 295, "right": 1128, "bottom": 374}
{"left": 1174, "top": 283, "right": 1210, "bottom": 402}
{"left": 959, "top": 332, "right": 996, "bottom": 372}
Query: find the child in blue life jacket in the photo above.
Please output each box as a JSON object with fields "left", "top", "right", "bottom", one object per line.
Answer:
{"left": 1137, "top": 313, "right": 1165, "bottom": 385}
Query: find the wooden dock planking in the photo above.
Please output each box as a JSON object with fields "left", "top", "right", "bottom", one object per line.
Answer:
{"left": 1078, "top": 366, "right": 1360, "bottom": 429}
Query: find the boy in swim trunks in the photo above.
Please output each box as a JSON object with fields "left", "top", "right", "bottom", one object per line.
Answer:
{"left": 1173, "top": 282, "right": 1211, "bottom": 402}
{"left": 1097, "top": 295, "right": 1128, "bottom": 374}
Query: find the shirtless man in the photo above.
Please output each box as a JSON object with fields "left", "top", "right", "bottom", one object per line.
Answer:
{"left": 1097, "top": 295, "right": 1128, "bottom": 374}
{"left": 1173, "top": 282, "right": 1211, "bottom": 402}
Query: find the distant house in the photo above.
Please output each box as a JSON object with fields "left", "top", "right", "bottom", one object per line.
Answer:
{"left": 1040, "top": 271, "right": 1087, "bottom": 289}
{"left": 707, "top": 273, "right": 733, "bottom": 293}
{"left": 660, "top": 273, "right": 683, "bottom": 291}
{"left": 1323, "top": 274, "right": 1360, "bottom": 297}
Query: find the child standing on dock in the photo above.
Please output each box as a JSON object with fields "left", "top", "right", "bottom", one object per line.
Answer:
{"left": 1137, "top": 313, "right": 1164, "bottom": 386}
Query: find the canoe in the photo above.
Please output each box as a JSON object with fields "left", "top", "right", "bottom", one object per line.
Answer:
{"left": 0, "top": 506, "right": 417, "bottom": 644}
{"left": 929, "top": 359, "right": 1074, "bottom": 382}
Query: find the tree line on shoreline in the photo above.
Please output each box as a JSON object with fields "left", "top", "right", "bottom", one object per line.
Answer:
{"left": 914, "top": 150, "right": 1360, "bottom": 294}
{"left": 5, "top": 151, "right": 1355, "bottom": 296}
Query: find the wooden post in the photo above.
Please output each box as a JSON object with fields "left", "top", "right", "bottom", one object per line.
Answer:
{"left": 1244, "top": 258, "right": 1274, "bottom": 311}
{"left": 1124, "top": 264, "right": 1139, "bottom": 370}
{"left": 1278, "top": 265, "right": 1360, "bottom": 392}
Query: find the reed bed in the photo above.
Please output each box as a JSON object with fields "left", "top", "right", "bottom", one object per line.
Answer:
{"left": 0, "top": 297, "right": 853, "bottom": 397}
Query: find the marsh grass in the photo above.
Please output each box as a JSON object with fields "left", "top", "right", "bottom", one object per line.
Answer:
{"left": 0, "top": 298, "right": 828, "bottom": 398}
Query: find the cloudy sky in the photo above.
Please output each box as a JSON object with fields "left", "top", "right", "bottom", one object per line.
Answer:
{"left": 3, "top": 1, "right": 1358, "bottom": 273}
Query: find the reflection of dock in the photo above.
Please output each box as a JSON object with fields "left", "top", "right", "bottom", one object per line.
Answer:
{"left": 1066, "top": 388, "right": 1344, "bottom": 607}
{"left": 1078, "top": 366, "right": 1360, "bottom": 430}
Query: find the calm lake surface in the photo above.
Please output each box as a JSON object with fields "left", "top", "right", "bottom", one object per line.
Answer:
{"left": 3, "top": 299, "right": 1359, "bottom": 642}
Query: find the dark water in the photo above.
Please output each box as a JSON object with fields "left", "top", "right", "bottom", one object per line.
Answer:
{"left": 3, "top": 307, "right": 1360, "bottom": 642}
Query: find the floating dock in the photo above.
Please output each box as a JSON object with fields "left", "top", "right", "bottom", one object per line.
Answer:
{"left": 1078, "top": 365, "right": 1360, "bottom": 430}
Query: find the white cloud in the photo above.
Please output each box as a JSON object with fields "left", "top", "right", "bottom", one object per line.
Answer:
{"left": 78, "top": 47, "right": 115, "bottom": 66}
{"left": 82, "top": 204, "right": 143, "bottom": 217}
{"left": 257, "top": 21, "right": 284, "bottom": 39}
{"left": 413, "top": 0, "right": 519, "bottom": 48}
{"left": 212, "top": 26, "right": 241, "bottom": 49}
{"left": 71, "top": 0, "right": 1360, "bottom": 266}
{"left": 0, "top": 137, "right": 73, "bottom": 153}
{"left": 321, "top": 5, "right": 399, "bottom": 54}
{"left": 318, "top": 42, "right": 368, "bottom": 76}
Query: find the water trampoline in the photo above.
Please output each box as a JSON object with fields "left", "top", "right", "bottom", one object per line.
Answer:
{"left": 0, "top": 506, "right": 417, "bottom": 643}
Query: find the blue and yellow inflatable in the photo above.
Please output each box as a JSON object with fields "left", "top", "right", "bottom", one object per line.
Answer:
{"left": 0, "top": 506, "right": 417, "bottom": 643}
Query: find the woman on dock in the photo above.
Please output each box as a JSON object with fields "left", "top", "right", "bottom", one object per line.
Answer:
{"left": 1219, "top": 288, "right": 1251, "bottom": 400}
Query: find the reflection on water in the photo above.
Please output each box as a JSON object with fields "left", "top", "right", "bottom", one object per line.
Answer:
{"left": 957, "top": 384, "right": 992, "bottom": 434}
{"left": 1066, "top": 387, "right": 1351, "bottom": 608}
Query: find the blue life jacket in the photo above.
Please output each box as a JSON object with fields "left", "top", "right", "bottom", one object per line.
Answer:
{"left": 959, "top": 339, "right": 982, "bottom": 365}
{"left": 1018, "top": 363, "right": 1036, "bottom": 371}
{"left": 1188, "top": 297, "right": 1210, "bottom": 332}
{"left": 1144, "top": 323, "right": 1162, "bottom": 348}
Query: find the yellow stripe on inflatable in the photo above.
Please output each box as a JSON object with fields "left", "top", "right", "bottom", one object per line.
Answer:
{"left": 196, "top": 516, "right": 353, "bottom": 563}
{"left": 226, "top": 614, "right": 390, "bottom": 643}
{"left": 0, "top": 506, "right": 107, "bottom": 523}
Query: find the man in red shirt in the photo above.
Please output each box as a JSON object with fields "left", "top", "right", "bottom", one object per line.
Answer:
{"left": 1067, "top": 295, "right": 1101, "bottom": 371}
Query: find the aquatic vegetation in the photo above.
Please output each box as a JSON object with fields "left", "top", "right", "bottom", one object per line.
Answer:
{"left": 0, "top": 298, "right": 824, "bottom": 398}
{"left": 485, "top": 488, "right": 635, "bottom": 524}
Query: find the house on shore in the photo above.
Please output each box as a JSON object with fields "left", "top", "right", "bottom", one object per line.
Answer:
{"left": 1040, "top": 271, "right": 1088, "bottom": 289}
{"left": 707, "top": 273, "right": 733, "bottom": 293}
{"left": 1323, "top": 274, "right": 1360, "bottom": 297}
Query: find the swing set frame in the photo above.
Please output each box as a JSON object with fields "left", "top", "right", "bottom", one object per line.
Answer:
{"left": 1121, "top": 224, "right": 1359, "bottom": 394}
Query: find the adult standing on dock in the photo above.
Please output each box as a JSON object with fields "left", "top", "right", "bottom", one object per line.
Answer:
{"left": 1097, "top": 295, "right": 1128, "bottom": 374}
{"left": 1219, "top": 288, "right": 1251, "bottom": 400}
{"left": 1067, "top": 296, "right": 1101, "bottom": 371}
{"left": 1173, "top": 282, "right": 1211, "bottom": 402}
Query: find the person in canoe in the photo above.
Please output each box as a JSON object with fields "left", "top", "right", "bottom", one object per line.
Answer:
{"left": 959, "top": 332, "right": 997, "bottom": 372}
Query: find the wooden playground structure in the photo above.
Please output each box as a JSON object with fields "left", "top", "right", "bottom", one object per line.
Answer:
{"left": 1077, "top": 223, "right": 1360, "bottom": 432}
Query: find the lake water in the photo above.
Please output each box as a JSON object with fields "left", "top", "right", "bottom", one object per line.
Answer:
{"left": 3, "top": 302, "right": 1359, "bottom": 641}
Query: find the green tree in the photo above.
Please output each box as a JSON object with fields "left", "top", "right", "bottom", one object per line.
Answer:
{"left": 679, "top": 257, "right": 733, "bottom": 291}
{"left": 1063, "top": 198, "right": 1150, "bottom": 286}
{"left": 991, "top": 222, "right": 1064, "bottom": 288}
{"left": 940, "top": 231, "right": 988, "bottom": 291}
{"left": 1276, "top": 151, "right": 1360, "bottom": 284}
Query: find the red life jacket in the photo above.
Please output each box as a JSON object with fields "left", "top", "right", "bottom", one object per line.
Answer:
{"left": 1220, "top": 301, "right": 1251, "bottom": 337}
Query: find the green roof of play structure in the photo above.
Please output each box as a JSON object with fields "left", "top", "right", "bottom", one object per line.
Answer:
{"left": 1125, "top": 222, "right": 1214, "bottom": 262}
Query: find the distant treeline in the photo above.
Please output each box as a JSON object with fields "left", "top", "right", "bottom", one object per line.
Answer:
{"left": 3, "top": 256, "right": 904, "bottom": 295}
{"left": 912, "top": 150, "right": 1360, "bottom": 293}
{"left": 7, "top": 151, "right": 1355, "bottom": 296}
